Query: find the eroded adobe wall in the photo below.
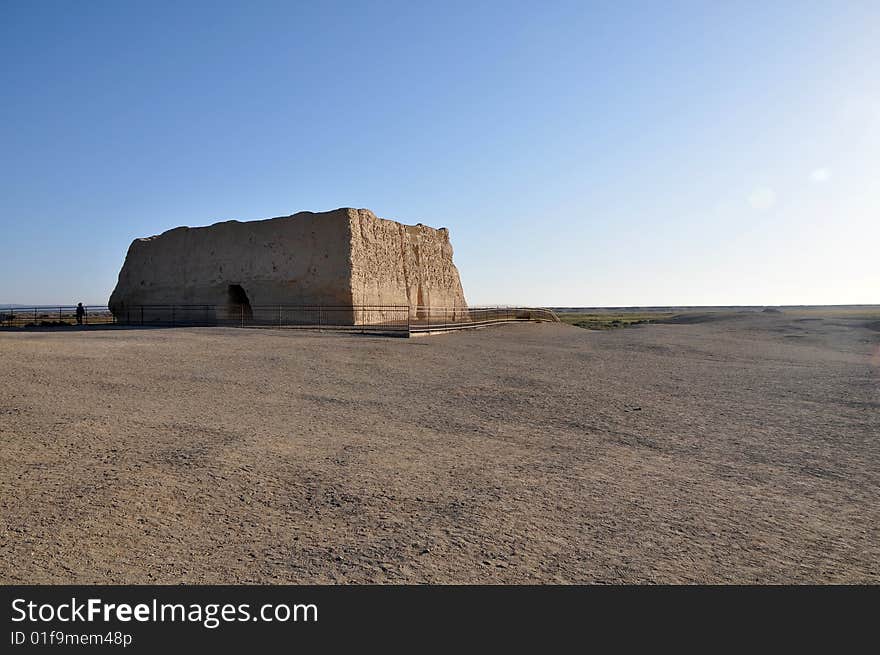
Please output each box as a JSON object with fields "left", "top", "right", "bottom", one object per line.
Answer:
{"left": 109, "top": 209, "right": 355, "bottom": 321}
{"left": 347, "top": 209, "right": 467, "bottom": 316}
{"left": 109, "top": 207, "right": 468, "bottom": 325}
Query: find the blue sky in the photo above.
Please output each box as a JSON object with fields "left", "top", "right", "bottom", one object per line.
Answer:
{"left": 1, "top": 1, "right": 878, "bottom": 306}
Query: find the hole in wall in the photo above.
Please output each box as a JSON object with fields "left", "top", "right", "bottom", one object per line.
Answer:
{"left": 227, "top": 284, "right": 253, "bottom": 320}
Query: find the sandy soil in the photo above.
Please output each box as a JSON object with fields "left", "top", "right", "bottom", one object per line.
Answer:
{"left": 1, "top": 312, "right": 878, "bottom": 583}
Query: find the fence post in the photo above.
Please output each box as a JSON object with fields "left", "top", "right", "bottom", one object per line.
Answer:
{"left": 140, "top": 306, "right": 144, "bottom": 326}
{"left": 171, "top": 305, "right": 175, "bottom": 327}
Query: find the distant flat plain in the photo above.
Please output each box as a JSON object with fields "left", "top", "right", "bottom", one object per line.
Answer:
{"left": 1, "top": 307, "right": 878, "bottom": 583}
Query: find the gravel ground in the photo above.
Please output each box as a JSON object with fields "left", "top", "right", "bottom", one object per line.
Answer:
{"left": 1, "top": 312, "right": 878, "bottom": 583}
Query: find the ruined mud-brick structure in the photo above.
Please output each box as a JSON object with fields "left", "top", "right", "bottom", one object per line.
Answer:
{"left": 108, "top": 208, "right": 468, "bottom": 325}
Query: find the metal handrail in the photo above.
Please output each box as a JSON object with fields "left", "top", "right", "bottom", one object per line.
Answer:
{"left": 1, "top": 304, "right": 559, "bottom": 334}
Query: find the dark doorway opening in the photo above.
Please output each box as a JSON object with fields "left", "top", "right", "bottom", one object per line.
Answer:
{"left": 227, "top": 284, "right": 253, "bottom": 321}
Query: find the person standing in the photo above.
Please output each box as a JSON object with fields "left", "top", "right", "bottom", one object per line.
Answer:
{"left": 75, "top": 302, "right": 86, "bottom": 325}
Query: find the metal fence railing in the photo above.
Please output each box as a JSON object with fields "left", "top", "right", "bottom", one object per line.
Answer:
{"left": 408, "top": 306, "right": 559, "bottom": 333}
{"left": 1, "top": 304, "right": 559, "bottom": 335}
{"left": 112, "top": 304, "right": 411, "bottom": 334}
{"left": 0, "top": 305, "right": 115, "bottom": 328}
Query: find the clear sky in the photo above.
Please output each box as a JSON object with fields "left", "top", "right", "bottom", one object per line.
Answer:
{"left": 1, "top": 1, "right": 878, "bottom": 306}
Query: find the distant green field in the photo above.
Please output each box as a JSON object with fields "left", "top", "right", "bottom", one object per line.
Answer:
{"left": 557, "top": 312, "right": 677, "bottom": 330}
{"left": 558, "top": 306, "right": 880, "bottom": 330}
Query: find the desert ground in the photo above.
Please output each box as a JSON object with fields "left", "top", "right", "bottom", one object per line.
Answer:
{"left": 1, "top": 310, "right": 878, "bottom": 583}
